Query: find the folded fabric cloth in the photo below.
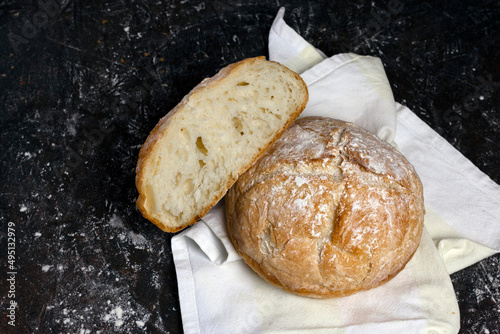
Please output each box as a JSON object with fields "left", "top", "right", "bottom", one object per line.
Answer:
{"left": 172, "top": 8, "right": 500, "bottom": 334}
{"left": 270, "top": 8, "right": 397, "bottom": 144}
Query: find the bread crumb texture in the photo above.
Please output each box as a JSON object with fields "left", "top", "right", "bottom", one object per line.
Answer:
{"left": 226, "top": 116, "right": 425, "bottom": 298}
{"left": 136, "top": 57, "right": 308, "bottom": 232}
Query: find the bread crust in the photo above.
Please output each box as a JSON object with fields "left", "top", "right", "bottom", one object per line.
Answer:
{"left": 225, "top": 116, "right": 425, "bottom": 298}
{"left": 136, "top": 57, "right": 308, "bottom": 232}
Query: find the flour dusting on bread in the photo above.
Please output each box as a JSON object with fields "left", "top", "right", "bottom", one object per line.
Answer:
{"left": 225, "top": 116, "right": 424, "bottom": 298}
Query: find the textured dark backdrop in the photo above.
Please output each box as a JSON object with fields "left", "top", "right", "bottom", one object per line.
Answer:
{"left": 1, "top": 0, "right": 499, "bottom": 333}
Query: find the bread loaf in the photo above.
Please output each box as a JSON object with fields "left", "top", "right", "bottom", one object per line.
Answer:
{"left": 225, "top": 116, "right": 425, "bottom": 298}
{"left": 136, "top": 57, "right": 308, "bottom": 232}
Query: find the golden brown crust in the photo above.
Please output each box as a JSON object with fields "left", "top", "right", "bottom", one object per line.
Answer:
{"left": 225, "top": 116, "right": 425, "bottom": 298}
{"left": 135, "top": 57, "right": 308, "bottom": 232}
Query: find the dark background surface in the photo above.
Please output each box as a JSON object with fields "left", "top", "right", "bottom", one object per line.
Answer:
{"left": 1, "top": 0, "right": 499, "bottom": 333}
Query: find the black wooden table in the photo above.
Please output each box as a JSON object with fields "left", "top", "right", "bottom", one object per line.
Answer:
{"left": 1, "top": 0, "right": 499, "bottom": 333}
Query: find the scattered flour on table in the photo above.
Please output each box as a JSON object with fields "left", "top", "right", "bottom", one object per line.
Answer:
{"left": 108, "top": 212, "right": 151, "bottom": 250}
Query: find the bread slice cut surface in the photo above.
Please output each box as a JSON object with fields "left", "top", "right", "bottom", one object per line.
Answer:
{"left": 136, "top": 57, "right": 309, "bottom": 232}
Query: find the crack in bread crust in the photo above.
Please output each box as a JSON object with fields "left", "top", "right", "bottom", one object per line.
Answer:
{"left": 226, "top": 116, "right": 425, "bottom": 298}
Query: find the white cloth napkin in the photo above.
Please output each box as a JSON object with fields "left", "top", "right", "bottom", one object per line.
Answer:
{"left": 171, "top": 8, "right": 500, "bottom": 334}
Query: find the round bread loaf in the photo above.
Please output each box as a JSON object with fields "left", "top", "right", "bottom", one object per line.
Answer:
{"left": 225, "top": 116, "right": 425, "bottom": 298}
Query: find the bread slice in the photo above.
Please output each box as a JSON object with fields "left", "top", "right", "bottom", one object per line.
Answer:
{"left": 136, "top": 57, "right": 309, "bottom": 232}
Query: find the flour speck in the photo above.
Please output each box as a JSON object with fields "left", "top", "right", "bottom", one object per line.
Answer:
{"left": 109, "top": 214, "right": 124, "bottom": 228}
{"left": 42, "top": 265, "right": 53, "bottom": 272}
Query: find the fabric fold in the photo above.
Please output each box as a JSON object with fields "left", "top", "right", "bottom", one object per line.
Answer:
{"left": 269, "top": 8, "right": 397, "bottom": 143}
{"left": 269, "top": 7, "right": 326, "bottom": 74}
{"left": 299, "top": 53, "right": 397, "bottom": 142}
